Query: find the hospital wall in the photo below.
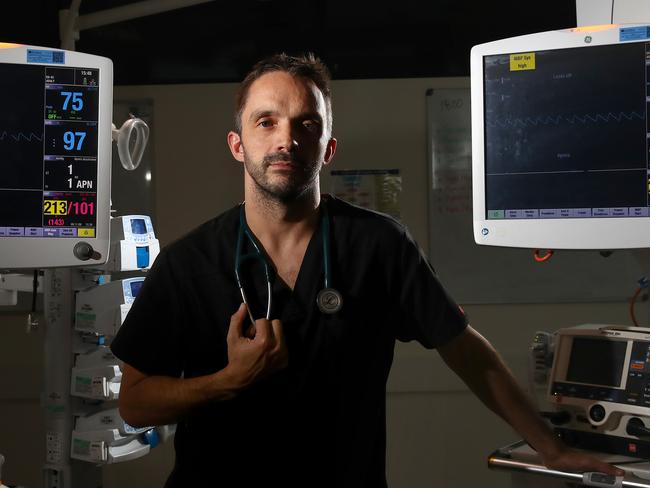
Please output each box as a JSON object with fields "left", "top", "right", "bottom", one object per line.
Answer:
{"left": 0, "top": 77, "right": 641, "bottom": 487}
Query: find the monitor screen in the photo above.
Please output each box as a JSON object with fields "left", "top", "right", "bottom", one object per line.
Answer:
{"left": 130, "top": 218, "right": 146, "bottom": 235}
{"left": 0, "top": 45, "right": 112, "bottom": 268}
{"left": 484, "top": 44, "right": 647, "bottom": 220}
{"left": 129, "top": 280, "right": 142, "bottom": 297}
{"left": 471, "top": 25, "right": 650, "bottom": 249}
{"left": 566, "top": 337, "right": 627, "bottom": 387}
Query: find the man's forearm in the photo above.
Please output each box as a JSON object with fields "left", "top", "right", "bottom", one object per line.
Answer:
{"left": 465, "top": 348, "right": 562, "bottom": 457}
{"left": 119, "top": 366, "right": 239, "bottom": 427}
{"left": 438, "top": 326, "right": 564, "bottom": 459}
{"left": 119, "top": 308, "right": 290, "bottom": 427}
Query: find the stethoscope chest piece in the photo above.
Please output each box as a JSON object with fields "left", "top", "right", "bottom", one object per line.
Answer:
{"left": 316, "top": 287, "right": 343, "bottom": 314}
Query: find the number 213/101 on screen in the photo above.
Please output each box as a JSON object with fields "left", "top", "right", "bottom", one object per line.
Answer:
{"left": 43, "top": 198, "right": 95, "bottom": 226}
{"left": 44, "top": 200, "right": 95, "bottom": 216}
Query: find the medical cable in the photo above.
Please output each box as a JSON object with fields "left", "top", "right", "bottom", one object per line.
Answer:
{"left": 236, "top": 202, "right": 343, "bottom": 322}
{"left": 323, "top": 204, "right": 332, "bottom": 288}
{"left": 112, "top": 115, "right": 150, "bottom": 171}
{"left": 235, "top": 205, "right": 272, "bottom": 324}
{"left": 26, "top": 269, "right": 40, "bottom": 332}
{"left": 314, "top": 202, "right": 343, "bottom": 314}
{"left": 630, "top": 277, "right": 648, "bottom": 328}
{"left": 533, "top": 249, "right": 554, "bottom": 262}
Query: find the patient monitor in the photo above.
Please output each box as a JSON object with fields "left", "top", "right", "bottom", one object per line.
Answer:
{"left": 0, "top": 44, "right": 112, "bottom": 268}
{"left": 471, "top": 24, "right": 650, "bottom": 250}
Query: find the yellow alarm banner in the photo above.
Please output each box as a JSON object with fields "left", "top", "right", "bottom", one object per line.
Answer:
{"left": 510, "top": 53, "right": 536, "bottom": 71}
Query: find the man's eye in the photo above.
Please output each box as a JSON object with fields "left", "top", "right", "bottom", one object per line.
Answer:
{"left": 259, "top": 120, "right": 273, "bottom": 128}
{"left": 303, "top": 120, "right": 319, "bottom": 131}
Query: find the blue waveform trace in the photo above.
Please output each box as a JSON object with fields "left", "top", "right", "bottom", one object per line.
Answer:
{"left": 487, "top": 111, "right": 645, "bottom": 128}
{"left": 0, "top": 130, "right": 44, "bottom": 142}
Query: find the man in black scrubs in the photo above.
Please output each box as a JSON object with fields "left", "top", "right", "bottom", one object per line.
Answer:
{"left": 111, "top": 53, "right": 623, "bottom": 486}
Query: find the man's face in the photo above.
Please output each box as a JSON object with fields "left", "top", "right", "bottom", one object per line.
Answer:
{"left": 230, "top": 71, "right": 335, "bottom": 202}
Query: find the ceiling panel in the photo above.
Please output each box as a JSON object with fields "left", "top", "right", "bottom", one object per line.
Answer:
{"left": 2, "top": 1, "right": 577, "bottom": 84}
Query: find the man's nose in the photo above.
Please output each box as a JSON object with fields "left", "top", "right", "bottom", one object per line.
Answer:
{"left": 275, "top": 121, "right": 298, "bottom": 152}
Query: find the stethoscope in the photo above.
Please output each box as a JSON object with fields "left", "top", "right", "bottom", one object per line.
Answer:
{"left": 234, "top": 202, "right": 343, "bottom": 324}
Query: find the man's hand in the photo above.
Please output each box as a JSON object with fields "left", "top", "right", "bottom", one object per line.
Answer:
{"left": 541, "top": 445, "right": 625, "bottom": 477}
{"left": 225, "top": 303, "right": 289, "bottom": 389}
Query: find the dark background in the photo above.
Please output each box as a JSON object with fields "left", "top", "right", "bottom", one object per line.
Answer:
{"left": 2, "top": 0, "right": 577, "bottom": 85}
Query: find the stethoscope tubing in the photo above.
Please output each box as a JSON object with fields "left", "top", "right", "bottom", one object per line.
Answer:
{"left": 322, "top": 203, "right": 332, "bottom": 289}
{"left": 235, "top": 201, "right": 341, "bottom": 322}
{"left": 235, "top": 205, "right": 273, "bottom": 323}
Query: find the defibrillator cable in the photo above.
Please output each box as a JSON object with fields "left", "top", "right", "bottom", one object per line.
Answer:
{"left": 533, "top": 249, "right": 554, "bottom": 262}
{"left": 630, "top": 276, "right": 648, "bottom": 328}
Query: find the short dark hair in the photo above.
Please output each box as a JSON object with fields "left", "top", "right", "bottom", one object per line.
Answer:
{"left": 234, "top": 52, "right": 333, "bottom": 136}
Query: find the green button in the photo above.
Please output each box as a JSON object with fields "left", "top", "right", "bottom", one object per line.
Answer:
{"left": 487, "top": 210, "right": 505, "bottom": 219}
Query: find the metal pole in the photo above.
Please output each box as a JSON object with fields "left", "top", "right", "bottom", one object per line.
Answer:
{"left": 42, "top": 268, "right": 101, "bottom": 488}
{"left": 42, "top": 268, "right": 73, "bottom": 487}
{"left": 60, "top": 0, "right": 83, "bottom": 50}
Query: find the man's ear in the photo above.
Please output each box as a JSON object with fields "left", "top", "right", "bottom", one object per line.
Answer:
{"left": 323, "top": 137, "right": 337, "bottom": 165}
{"left": 227, "top": 131, "right": 245, "bottom": 163}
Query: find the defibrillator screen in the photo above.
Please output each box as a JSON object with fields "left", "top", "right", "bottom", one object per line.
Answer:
{"left": 566, "top": 338, "right": 627, "bottom": 387}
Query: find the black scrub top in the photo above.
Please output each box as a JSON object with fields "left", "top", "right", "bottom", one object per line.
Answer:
{"left": 111, "top": 195, "right": 467, "bottom": 488}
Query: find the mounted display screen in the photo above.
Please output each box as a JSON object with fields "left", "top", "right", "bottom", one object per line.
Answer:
{"left": 0, "top": 63, "right": 99, "bottom": 238}
{"left": 471, "top": 25, "right": 650, "bottom": 249}
{"left": 483, "top": 43, "right": 648, "bottom": 221}
{"left": 0, "top": 45, "right": 111, "bottom": 269}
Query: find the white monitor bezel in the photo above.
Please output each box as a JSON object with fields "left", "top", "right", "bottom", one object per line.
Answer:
{"left": 0, "top": 44, "right": 112, "bottom": 268}
{"left": 471, "top": 24, "right": 650, "bottom": 249}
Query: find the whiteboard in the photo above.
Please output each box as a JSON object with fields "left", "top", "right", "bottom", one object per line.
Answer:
{"left": 426, "top": 88, "right": 641, "bottom": 304}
